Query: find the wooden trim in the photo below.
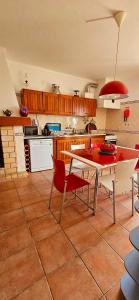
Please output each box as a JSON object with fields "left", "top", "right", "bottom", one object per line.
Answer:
{"left": 0, "top": 116, "right": 31, "bottom": 126}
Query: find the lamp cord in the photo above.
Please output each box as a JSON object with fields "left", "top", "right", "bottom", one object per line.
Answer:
{"left": 114, "top": 26, "right": 120, "bottom": 81}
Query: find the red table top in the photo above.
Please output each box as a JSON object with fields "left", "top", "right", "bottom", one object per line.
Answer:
{"left": 71, "top": 146, "right": 139, "bottom": 166}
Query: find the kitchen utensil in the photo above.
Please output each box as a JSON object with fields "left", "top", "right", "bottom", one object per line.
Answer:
{"left": 3, "top": 109, "right": 12, "bottom": 116}
{"left": 85, "top": 122, "right": 97, "bottom": 133}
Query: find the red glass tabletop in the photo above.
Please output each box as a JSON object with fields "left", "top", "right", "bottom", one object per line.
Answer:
{"left": 70, "top": 146, "right": 139, "bottom": 166}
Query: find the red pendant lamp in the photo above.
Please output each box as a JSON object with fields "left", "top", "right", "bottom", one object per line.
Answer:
{"left": 99, "top": 11, "right": 128, "bottom": 101}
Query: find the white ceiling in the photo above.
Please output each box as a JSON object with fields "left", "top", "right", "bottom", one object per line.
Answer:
{"left": 1, "top": 0, "right": 139, "bottom": 81}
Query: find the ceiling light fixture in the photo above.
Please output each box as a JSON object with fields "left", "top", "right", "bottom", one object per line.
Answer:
{"left": 87, "top": 11, "right": 128, "bottom": 102}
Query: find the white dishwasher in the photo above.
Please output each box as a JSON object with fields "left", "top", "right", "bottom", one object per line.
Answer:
{"left": 28, "top": 139, "right": 53, "bottom": 172}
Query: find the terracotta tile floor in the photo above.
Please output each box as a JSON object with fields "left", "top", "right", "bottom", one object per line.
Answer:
{"left": 0, "top": 170, "right": 139, "bottom": 299}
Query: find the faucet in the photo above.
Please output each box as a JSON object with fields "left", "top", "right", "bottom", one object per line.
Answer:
{"left": 72, "top": 128, "right": 76, "bottom": 134}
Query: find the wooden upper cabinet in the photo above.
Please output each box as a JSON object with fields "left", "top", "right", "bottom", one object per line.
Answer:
{"left": 42, "top": 92, "right": 59, "bottom": 114}
{"left": 73, "top": 96, "right": 96, "bottom": 117}
{"left": 21, "top": 89, "right": 43, "bottom": 114}
{"left": 21, "top": 89, "right": 97, "bottom": 116}
{"left": 58, "top": 94, "right": 73, "bottom": 115}
{"left": 73, "top": 96, "right": 83, "bottom": 116}
{"left": 85, "top": 98, "right": 97, "bottom": 117}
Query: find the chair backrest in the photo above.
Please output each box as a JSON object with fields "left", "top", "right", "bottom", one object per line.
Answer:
{"left": 135, "top": 144, "right": 139, "bottom": 170}
{"left": 115, "top": 158, "right": 138, "bottom": 194}
{"left": 91, "top": 143, "right": 101, "bottom": 149}
{"left": 71, "top": 144, "right": 85, "bottom": 150}
{"left": 53, "top": 159, "right": 66, "bottom": 193}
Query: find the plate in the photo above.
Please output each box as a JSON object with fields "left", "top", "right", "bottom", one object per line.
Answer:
{"left": 99, "top": 150, "right": 117, "bottom": 155}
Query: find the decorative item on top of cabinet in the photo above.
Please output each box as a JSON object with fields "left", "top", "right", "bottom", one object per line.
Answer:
{"left": 21, "top": 89, "right": 44, "bottom": 114}
{"left": 51, "top": 84, "right": 60, "bottom": 94}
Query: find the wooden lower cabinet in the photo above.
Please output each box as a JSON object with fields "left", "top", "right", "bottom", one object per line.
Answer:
{"left": 91, "top": 135, "right": 105, "bottom": 145}
{"left": 54, "top": 137, "right": 91, "bottom": 163}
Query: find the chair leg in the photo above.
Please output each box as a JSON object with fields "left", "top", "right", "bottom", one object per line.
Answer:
{"left": 112, "top": 181, "right": 116, "bottom": 224}
{"left": 87, "top": 185, "right": 90, "bottom": 206}
{"left": 93, "top": 169, "right": 99, "bottom": 215}
{"left": 58, "top": 181, "right": 67, "bottom": 223}
{"left": 137, "top": 172, "right": 139, "bottom": 199}
{"left": 49, "top": 175, "right": 54, "bottom": 209}
{"left": 132, "top": 177, "right": 134, "bottom": 216}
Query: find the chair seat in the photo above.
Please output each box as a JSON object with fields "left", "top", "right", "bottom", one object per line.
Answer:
{"left": 99, "top": 174, "right": 115, "bottom": 192}
{"left": 66, "top": 173, "right": 89, "bottom": 192}
{"left": 72, "top": 160, "right": 91, "bottom": 170}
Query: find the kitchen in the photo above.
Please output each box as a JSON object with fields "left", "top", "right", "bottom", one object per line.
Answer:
{"left": 1, "top": 1, "right": 139, "bottom": 300}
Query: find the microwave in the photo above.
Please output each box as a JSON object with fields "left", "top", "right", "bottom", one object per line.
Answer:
{"left": 23, "top": 126, "right": 38, "bottom": 136}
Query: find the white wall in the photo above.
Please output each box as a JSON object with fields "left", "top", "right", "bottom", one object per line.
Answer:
{"left": 8, "top": 60, "right": 95, "bottom": 97}
{"left": 0, "top": 49, "right": 19, "bottom": 115}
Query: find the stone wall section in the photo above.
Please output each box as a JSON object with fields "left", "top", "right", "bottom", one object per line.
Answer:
{"left": 0, "top": 126, "right": 27, "bottom": 180}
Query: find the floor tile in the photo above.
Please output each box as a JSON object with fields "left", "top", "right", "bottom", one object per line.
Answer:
{"left": 17, "top": 185, "right": 37, "bottom": 196}
{"left": 0, "top": 192, "right": 21, "bottom": 215}
{"left": 65, "top": 219, "right": 100, "bottom": 254}
{"left": 29, "top": 213, "right": 61, "bottom": 241}
{"left": 24, "top": 201, "right": 49, "bottom": 221}
{"left": 15, "top": 277, "right": 52, "bottom": 300}
{"left": 54, "top": 205, "right": 84, "bottom": 229}
{"left": 0, "top": 246, "right": 44, "bottom": 299}
{"left": 0, "top": 224, "right": 32, "bottom": 260}
{"left": 19, "top": 190, "right": 43, "bottom": 207}
{"left": 122, "top": 214, "right": 139, "bottom": 231}
{"left": 0, "top": 209, "right": 25, "bottom": 233}
{"left": 0, "top": 189, "right": 18, "bottom": 201}
{"left": 48, "top": 257, "right": 102, "bottom": 300}
{"left": 37, "top": 231, "right": 77, "bottom": 274}
{"left": 0, "top": 180, "right": 15, "bottom": 192}
{"left": 14, "top": 177, "right": 33, "bottom": 188}
{"left": 102, "top": 225, "right": 133, "bottom": 259}
{"left": 87, "top": 210, "right": 115, "bottom": 235}
{"left": 81, "top": 239, "right": 124, "bottom": 294}
{"left": 104, "top": 282, "right": 125, "bottom": 299}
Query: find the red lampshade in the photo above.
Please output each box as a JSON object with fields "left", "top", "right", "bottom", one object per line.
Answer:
{"left": 99, "top": 80, "right": 128, "bottom": 100}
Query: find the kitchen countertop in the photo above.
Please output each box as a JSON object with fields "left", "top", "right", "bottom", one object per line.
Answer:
{"left": 24, "top": 133, "right": 106, "bottom": 140}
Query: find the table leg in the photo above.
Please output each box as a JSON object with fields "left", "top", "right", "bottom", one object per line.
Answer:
{"left": 69, "top": 158, "right": 73, "bottom": 174}
{"left": 93, "top": 169, "right": 99, "bottom": 215}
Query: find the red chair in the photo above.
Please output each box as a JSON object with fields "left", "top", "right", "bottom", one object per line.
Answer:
{"left": 49, "top": 159, "right": 90, "bottom": 223}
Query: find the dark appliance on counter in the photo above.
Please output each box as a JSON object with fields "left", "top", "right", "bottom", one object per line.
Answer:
{"left": 42, "top": 123, "right": 61, "bottom": 136}
{"left": 85, "top": 122, "right": 97, "bottom": 133}
{"left": 105, "top": 134, "right": 117, "bottom": 144}
{"left": 23, "top": 126, "right": 38, "bottom": 136}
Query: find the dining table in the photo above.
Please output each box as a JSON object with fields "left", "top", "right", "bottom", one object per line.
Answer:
{"left": 62, "top": 145, "right": 139, "bottom": 212}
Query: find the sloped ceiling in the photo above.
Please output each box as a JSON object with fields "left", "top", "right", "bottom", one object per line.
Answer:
{"left": 0, "top": 0, "right": 139, "bottom": 80}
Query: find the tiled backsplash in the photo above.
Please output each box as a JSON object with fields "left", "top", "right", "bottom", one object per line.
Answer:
{"left": 29, "top": 108, "right": 106, "bottom": 133}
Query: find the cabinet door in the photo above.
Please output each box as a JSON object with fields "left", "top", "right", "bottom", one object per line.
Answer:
{"left": 91, "top": 136, "right": 105, "bottom": 146}
{"left": 21, "top": 89, "right": 43, "bottom": 114}
{"left": 56, "top": 139, "right": 75, "bottom": 163}
{"left": 56, "top": 137, "right": 91, "bottom": 163}
{"left": 43, "top": 92, "right": 59, "bottom": 114}
{"left": 58, "top": 94, "right": 73, "bottom": 115}
{"left": 85, "top": 98, "right": 97, "bottom": 117}
{"left": 73, "top": 97, "right": 97, "bottom": 116}
{"left": 73, "top": 97, "right": 84, "bottom": 116}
